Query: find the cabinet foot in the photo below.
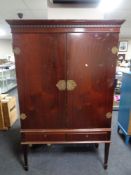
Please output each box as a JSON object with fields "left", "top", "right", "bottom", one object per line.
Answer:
{"left": 24, "top": 165, "right": 28, "bottom": 171}
{"left": 104, "top": 163, "right": 108, "bottom": 169}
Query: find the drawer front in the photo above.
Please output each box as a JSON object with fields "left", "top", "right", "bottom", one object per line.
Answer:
{"left": 22, "top": 133, "right": 65, "bottom": 142}
{"left": 66, "top": 132, "right": 108, "bottom": 141}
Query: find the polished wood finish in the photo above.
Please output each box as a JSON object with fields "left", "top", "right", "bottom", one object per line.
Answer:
{"left": 66, "top": 132, "right": 108, "bottom": 141}
{"left": 7, "top": 20, "right": 124, "bottom": 34}
{"left": 66, "top": 32, "right": 118, "bottom": 129}
{"left": 13, "top": 33, "right": 66, "bottom": 129}
{"left": 21, "top": 131, "right": 110, "bottom": 142}
{"left": 7, "top": 20, "right": 124, "bottom": 170}
{"left": 20, "top": 128, "right": 111, "bottom": 132}
{"left": 22, "top": 132, "right": 66, "bottom": 142}
{"left": 6, "top": 19, "right": 124, "bottom": 25}
{"left": 21, "top": 141, "right": 111, "bottom": 145}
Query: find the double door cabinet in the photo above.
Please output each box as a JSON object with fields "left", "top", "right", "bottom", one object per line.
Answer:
{"left": 7, "top": 20, "right": 124, "bottom": 170}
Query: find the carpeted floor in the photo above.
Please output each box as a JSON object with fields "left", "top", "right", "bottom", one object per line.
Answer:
{"left": 0, "top": 88, "right": 131, "bottom": 175}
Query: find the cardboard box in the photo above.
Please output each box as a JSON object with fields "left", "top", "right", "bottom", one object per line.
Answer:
{"left": 0, "top": 94, "right": 8, "bottom": 130}
{"left": 1, "top": 97, "right": 17, "bottom": 128}
{"left": 0, "top": 101, "right": 5, "bottom": 129}
{"left": 0, "top": 94, "right": 8, "bottom": 100}
{"left": 0, "top": 95, "right": 17, "bottom": 130}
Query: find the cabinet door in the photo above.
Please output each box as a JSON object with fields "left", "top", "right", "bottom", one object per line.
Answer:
{"left": 13, "top": 34, "right": 66, "bottom": 129}
{"left": 67, "top": 33, "right": 118, "bottom": 128}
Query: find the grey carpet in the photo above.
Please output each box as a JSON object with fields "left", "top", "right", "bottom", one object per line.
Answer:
{"left": 0, "top": 88, "right": 131, "bottom": 175}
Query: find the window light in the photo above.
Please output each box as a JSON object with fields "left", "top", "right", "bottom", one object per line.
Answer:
{"left": 0, "top": 29, "right": 6, "bottom": 36}
{"left": 98, "top": 0, "right": 122, "bottom": 13}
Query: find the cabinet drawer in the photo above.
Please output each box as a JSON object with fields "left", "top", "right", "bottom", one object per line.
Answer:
{"left": 22, "top": 133, "right": 65, "bottom": 142}
{"left": 66, "top": 132, "right": 108, "bottom": 141}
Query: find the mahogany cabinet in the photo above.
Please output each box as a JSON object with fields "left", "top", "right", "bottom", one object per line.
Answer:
{"left": 7, "top": 20, "right": 124, "bottom": 170}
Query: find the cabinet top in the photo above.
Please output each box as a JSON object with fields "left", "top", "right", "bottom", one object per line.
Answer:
{"left": 7, "top": 19, "right": 124, "bottom": 26}
{"left": 6, "top": 20, "right": 125, "bottom": 34}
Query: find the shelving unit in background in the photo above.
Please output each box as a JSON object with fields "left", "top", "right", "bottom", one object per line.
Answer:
{"left": 0, "top": 63, "right": 17, "bottom": 93}
{"left": 118, "top": 72, "right": 131, "bottom": 144}
{"left": 113, "top": 52, "right": 131, "bottom": 110}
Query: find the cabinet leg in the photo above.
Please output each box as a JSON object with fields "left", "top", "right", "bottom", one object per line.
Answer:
{"left": 22, "top": 145, "right": 29, "bottom": 171}
{"left": 104, "top": 143, "right": 110, "bottom": 169}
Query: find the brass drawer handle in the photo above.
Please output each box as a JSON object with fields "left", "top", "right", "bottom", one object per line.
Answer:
{"left": 56, "top": 80, "right": 66, "bottom": 91}
{"left": 56, "top": 80, "right": 77, "bottom": 91}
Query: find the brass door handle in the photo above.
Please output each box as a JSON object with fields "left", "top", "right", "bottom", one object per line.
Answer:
{"left": 56, "top": 80, "right": 66, "bottom": 91}
{"left": 56, "top": 80, "right": 77, "bottom": 91}
{"left": 67, "top": 80, "right": 77, "bottom": 91}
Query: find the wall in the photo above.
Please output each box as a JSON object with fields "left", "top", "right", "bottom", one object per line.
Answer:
{"left": 47, "top": 1, "right": 104, "bottom": 19}
{"left": 0, "top": 39, "right": 14, "bottom": 62}
{"left": 48, "top": 8, "right": 104, "bottom": 19}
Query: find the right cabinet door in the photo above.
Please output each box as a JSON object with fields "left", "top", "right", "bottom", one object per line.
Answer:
{"left": 66, "top": 32, "right": 118, "bottom": 129}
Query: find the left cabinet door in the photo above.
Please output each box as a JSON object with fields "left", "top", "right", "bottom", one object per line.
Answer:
{"left": 13, "top": 34, "right": 66, "bottom": 129}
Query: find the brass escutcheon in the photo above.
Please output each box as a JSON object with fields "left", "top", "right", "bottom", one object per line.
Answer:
{"left": 13, "top": 47, "right": 21, "bottom": 55}
{"left": 20, "top": 113, "right": 27, "bottom": 120}
{"left": 106, "top": 112, "right": 112, "bottom": 119}
{"left": 56, "top": 80, "right": 66, "bottom": 91}
{"left": 111, "top": 46, "right": 118, "bottom": 55}
{"left": 67, "top": 80, "right": 77, "bottom": 91}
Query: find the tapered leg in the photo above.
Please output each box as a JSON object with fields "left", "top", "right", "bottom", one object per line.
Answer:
{"left": 104, "top": 143, "right": 110, "bottom": 169}
{"left": 22, "top": 145, "right": 29, "bottom": 171}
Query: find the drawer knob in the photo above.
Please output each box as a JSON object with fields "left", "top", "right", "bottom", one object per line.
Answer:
{"left": 44, "top": 134, "right": 47, "bottom": 138}
{"left": 85, "top": 134, "right": 88, "bottom": 138}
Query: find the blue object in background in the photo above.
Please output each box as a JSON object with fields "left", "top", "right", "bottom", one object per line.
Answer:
{"left": 118, "top": 72, "right": 131, "bottom": 145}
